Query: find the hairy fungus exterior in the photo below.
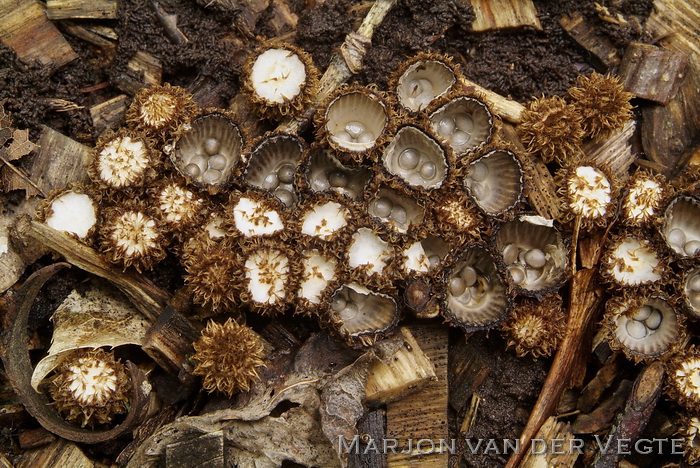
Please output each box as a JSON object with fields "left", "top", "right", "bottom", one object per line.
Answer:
{"left": 99, "top": 203, "right": 167, "bottom": 272}
{"left": 192, "top": 319, "right": 265, "bottom": 397}
{"left": 621, "top": 170, "right": 669, "bottom": 227}
{"left": 126, "top": 83, "right": 198, "bottom": 139}
{"left": 89, "top": 129, "right": 156, "bottom": 190}
{"left": 517, "top": 96, "right": 584, "bottom": 165}
{"left": 679, "top": 415, "right": 700, "bottom": 465}
{"left": 501, "top": 295, "right": 565, "bottom": 358}
{"left": 183, "top": 237, "right": 243, "bottom": 314}
{"left": 48, "top": 348, "right": 131, "bottom": 427}
{"left": 599, "top": 230, "right": 668, "bottom": 291}
{"left": 568, "top": 72, "right": 633, "bottom": 141}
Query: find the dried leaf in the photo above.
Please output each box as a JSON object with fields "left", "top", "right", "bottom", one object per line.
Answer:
{"left": 31, "top": 282, "right": 152, "bottom": 391}
{"left": 7, "top": 128, "right": 38, "bottom": 160}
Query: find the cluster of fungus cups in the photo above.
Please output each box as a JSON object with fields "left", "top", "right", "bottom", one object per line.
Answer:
{"left": 41, "top": 46, "right": 695, "bottom": 407}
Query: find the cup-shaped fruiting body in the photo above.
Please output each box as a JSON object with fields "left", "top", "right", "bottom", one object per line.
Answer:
{"left": 98, "top": 203, "right": 167, "bottom": 272}
{"left": 463, "top": 149, "right": 524, "bottom": 219}
{"left": 621, "top": 170, "right": 668, "bottom": 227}
{"left": 366, "top": 179, "right": 426, "bottom": 239}
{"left": 501, "top": 295, "right": 566, "bottom": 358}
{"left": 226, "top": 189, "right": 288, "bottom": 240}
{"left": 440, "top": 242, "right": 511, "bottom": 332}
{"left": 88, "top": 129, "right": 156, "bottom": 190}
{"left": 557, "top": 163, "right": 618, "bottom": 230}
{"left": 297, "top": 144, "right": 373, "bottom": 200}
{"left": 36, "top": 185, "right": 99, "bottom": 243}
{"left": 599, "top": 230, "right": 668, "bottom": 291}
{"left": 678, "top": 415, "right": 700, "bottom": 465}
{"left": 603, "top": 293, "right": 684, "bottom": 363}
{"left": 660, "top": 194, "right": 700, "bottom": 259}
{"left": 148, "top": 176, "right": 208, "bottom": 235}
{"left": 48, "top": 348, "right": 131, "bottom": 427}
{"left": 397, "top": 233, "right": 452, "bottom": 281}
{"left": 517, "top": 95, "right": 584, "bottom": 165}
{"left": 182, "top": 237, "right": 243, "bottom": 314}
{"left": 567, "top": 72, "right": 633, "bottom": 141}
{"left": 316, "top": 84, "right": 391, "bottom": 164}
{"left": 429, "top": 95, "right": 494, "bottom": 158}
{"left": 242, "top": 132, "right": 305, "bottom": 207}
{"left": 239, "top": 238, "right": 299, "bottom": 315}
{"left": 682, "top": 265, "right": 700, "bottom": 319}
{"left": 390, "top": 52, "right": 459, "bottom": 112}
{"left": 170, "top": 111, "right": 244, "bottom": 192}
{"left": 667, "top": 345, "right": 700, "bottom": 412}
{"left": 192, "top": 318, "right": 265, "bottom": 397}
{"left": 341, "top": 219, "right": 397, "bottom": 292}
{"left": 126, "top": 83, "right": 198, "bottom": 139}
{"left": 243, "top": 44, "right": 319, "bottom": 120}
{"left": 296, "top": 244, "right": 343, "bottom": 316}
{"left": 493, "top": 215, "right": 569, "bottom": 297}
{"left": 293, "top": 191, "right": 356, "bottom": 245}
{"left": 325, "top": 282, "right": 400, "bottom": 348}
{"left": 429, "top": 183, "right": 486, "bottom": 244}
{"left": 381, "top": 124, "right": 450, "bottom": 191}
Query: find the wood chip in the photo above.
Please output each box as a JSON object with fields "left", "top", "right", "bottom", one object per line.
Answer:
{"left": 618, "top": 42, "right": 689, "bottom": 105}
{"left": 520, "top": 417, "right": 580, "bottom": 468}
{"left": 559, "top": 12, "right": 620, "bottom": 70}
{"left": 90, "top": 94, "right": 128, "bottom": 134}
{"left": 583, "top": 120, "right": 636, "bottom": 178}
{"left": 115, "top": 51, "right": 163, "bottom": 95}
{"left": 165, "top": 431, "right": 225, "bottom": 468}
{"left": 29, "top": 126, "right": 90, "bottom": 194}
{"left": 46, "top": 0, "right": 117, "bottom": 20}
{"left": 469, "top": 0, "right": 542, "bottom": 32}
{"left": 0, "top": 0, "right": 77, "bottom": 73}
{"left": 386, "top": 325, "right": 448, "bottom": 467}
{"left": 16, "top": 439, "right": 94, "bottom": 468}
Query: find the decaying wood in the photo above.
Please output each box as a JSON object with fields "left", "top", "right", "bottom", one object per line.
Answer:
{"left": 577, "top": 353, "right": 620, "bottom": 414}
{"left": 645, "top": 0, "right": 700, "bottom": 58}
{"left": 386, "top": 325, "right": 448, "bottom": 467}
{"left": 459, "top": 394, "right": 481, "bottom": 434}
{"left": 519, "top": 417, "right": 579, "bottom": 468}
{"left": 583, "top": 121, "right": 636, "bottom": 179}
{"left": 15, "top": 438, "right": 94, "bottom": 468}
{"left": 348, "top": 409, "right": 387, "bottom": 468}
{"left": 165, "top": 431, "right": 225, "bottom": 468}
{"left": 364, "top": 327, "right": 436, "bottom": 406}
{"left": 0, "top": 0, "right": 77, "bottom": 73}
{"left": 143, "top": 306, "right": 200, "bottom": 384}
{"left": 18, "top": 428, "right": 56, "bottom": 449}
{"left": 115, "top": 51, "right": 163, "bottom": 95}
{"left": 572, "top": 379, "right": 632, "bottom": 434}
{"left": 501, "top": 124, "right": 562, "bottom": 220}
{"left": 641, "top": 59, "right": 700, "bottom": 176}
{"left": 559, "top": 12, "right": 621, "bottom": 71}
{"left": 592, "top": 361, "right": 665, "bottom": 468}
{"left": 61, "top": 22, "right": 116, "bottom": 52}
{"left": 448, "top": 336, "right": 489, "bottom": 414}
{"left": 90, "top": 95, "right": 128, "bottom": 134}
{"left": 460, "top": 78, "right": 524, "bottom": 124}
{"left": 46, "top": 0, "right": 117, "bottom": 20}
{"left": 29, "top": 222, "right": 168, "bottom": 322}
{"left": 468, "top": 0, "right": 541, "bottom": 33}
{"left": 30, "top": 126, "right": 90, "bottom": 194}
{"left": 618, "top": 42, "right": 689, "bottom": 105}
{"left": 277, "top": 0, "right": 398, "bottom": 135}
{"left": 505, "top": 268, "right": 605, "bottom": 468}
{"left": 227, "top": 94, "right": 267, "bottom": 140}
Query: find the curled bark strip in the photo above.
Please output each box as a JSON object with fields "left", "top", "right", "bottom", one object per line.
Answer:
{"left": 0, "top": 263, "right": 151, "bottom": 444}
